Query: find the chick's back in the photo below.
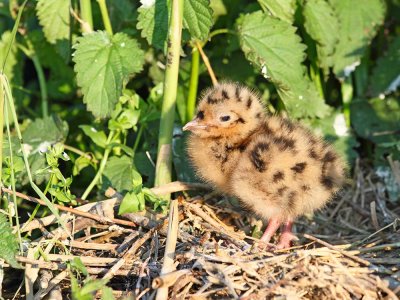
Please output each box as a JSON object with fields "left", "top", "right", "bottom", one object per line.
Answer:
{"left": 186, "top": 83, "right": 346, "bottom": 221}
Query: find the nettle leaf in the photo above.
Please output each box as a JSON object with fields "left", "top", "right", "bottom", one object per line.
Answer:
{"left": 80, "top": 125, "right": 107, "bottom": 148}
{"left": 303, "top": 0, "right": 339, "bottom": 73}
{"left": 119, "top": 190, "right": 145, "bottom": 214}
{"left": 329, "top": 0, "right": 385, "bottom": 78}
{"left": 137, "top": 0, "right": 169, "bottom": 50}
{"left": 0, "top": 213, "right": 21, "bottom": 268}
{"left": 23, "top": 115, "right": 69, "bottom": 152}
{"left": 103, "top": 155, "right": 142, "bottom": 192}
{"left": 239, "top": 11, "right": 330, "bottom": 118}
{"left": 183, "top": 0, "right": 213, "bottom": 41}
{"left": 370, "top": 36, "right": 400, "bottom": 96}
{"left": 257, "top": 0, "right": 296, "bottom": 23}
{"left": 36, "top": 0, "right": 70, "bottom": 44}
{"left": 73, "top": 31, "right": 145, "bottom": 118}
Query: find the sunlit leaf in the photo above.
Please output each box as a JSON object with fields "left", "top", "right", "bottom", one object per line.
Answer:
{"left": 183, "top": 0, "right": 213, "bottom": 41}
{"left": 0, "top": 213, "right": 21, "bottom": 268}
{"left": 239, "top": 11, "right": 330, "bottom": 118}
{"left": 257, "top": 0, "right": 296, "bottom": 23}
{"left": 73, "top": 31, "right": 145, "bottom": 118}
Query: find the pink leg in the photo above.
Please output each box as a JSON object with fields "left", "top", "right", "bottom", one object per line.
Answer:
{"left": 260, "top": 217, "right": 281, "bottom": 243}
{"left": 276, "top": 220, "right": 298, "bottom": 249}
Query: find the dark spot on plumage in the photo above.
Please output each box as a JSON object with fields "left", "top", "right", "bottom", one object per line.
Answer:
{"left": 237, "top": 117, "right": 246, "bottom": 124}
{"left": 281, "top": 118, "right": 295, "bottom": 132}
{"left": 321, "top": 176, "right": 334, "bottom": 189}
{"left": 197, "top": 110, "right": 204, "bottom": 120}
{"left": 225, "top": 145, "right": 234, "bottom": 152}
{"left": 255, "top": 112, "right": 261, "bottom": 119}
{"left": 263, "top": 124, "right": 274, "bottom": 135}
{"left": 238, "top": 144, "right": 247, "bottom": 152}
{"left": 207, "top": 95, "right": 220, "bottom": 104}
{"left": 250, "top": 142, "right": 269, "bottom": 172}
{"left": 322, "top": 151, "right": 336, "bottom": 163}
{"left": 309, "top": 148, "right": 319, "bottom": 160}
{"left": 273, "top": 136, "right": 296, "bottom": 151}
{"left": 277, "top": 186, "right": 288, "bottom": 197}
{"left": 221, "top": 89, "right": 229, "bottom": 99}
{"left": 235, "top": 86, "right": 241, "bottom": 102}
{"left": 291, "top": 162, "right": 307, "bottom": 174}
{"left": 301, "top": 185, "right": 310, "bottom": 191}
{"left": 287, "top": 191, "right": 297, "bottom": 208}
{"left": 273, "top": 171, "right": 284, "bottom": 183}
{"left": 246, "top": 97, "right": 252, "bottom": 109}
{"left": 309, "top": 136, "right": 317, "bottom": 145}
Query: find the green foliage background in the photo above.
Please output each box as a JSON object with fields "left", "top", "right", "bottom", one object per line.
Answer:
{"left": 0, "top": 0, "right": 399, "bottom": 240}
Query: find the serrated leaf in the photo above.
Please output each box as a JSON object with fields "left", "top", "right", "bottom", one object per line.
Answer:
{"left": 238, "top": 11, "right": 330, "bottom": 118}
{"left": 351, "top": 97, "right": 400, "bottom": 144}
{"left": 23, "top": 115, "right": 69, "bottom": 152}
{"left": 137, "top": 0, "right": 169, "bottom": 50}
{"left": 329, "top": 0, "right": 385, "bottom": 78}
{"left": 257, "top": 0, "right": 296, "bottom": 23}
{"left": 73, "top": 31, "right": 145, "bottom": 118}
{"left": 370, "top": 37, "right": 400, "bottom": 96}
{"left": 102, "top": 155, "right": 142, "bottom": 192}
{"left": 0, "top": 213, "right": 21, "bottom": 268}
{"left": 183, "top": 0, "right": 213, "bottom": 41}
{"left": 36, "top": 0, "right": 70, "bottom": 44}
{"left": 303, "top": 0, "right": 339, "bottom": 73}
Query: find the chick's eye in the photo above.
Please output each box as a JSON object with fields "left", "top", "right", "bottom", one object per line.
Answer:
{"left": 220, "top": 115, "right": 231, "bottom": 122}
{"left": 197, "top": 111, "right": 204, "bottom": 120}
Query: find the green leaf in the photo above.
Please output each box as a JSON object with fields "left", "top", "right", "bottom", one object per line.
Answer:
{"left": 0, "top": 31, "right": 22, "bottom": 85}
{"left": 73, "top": 31, "right": 145, "bottom": 118}
{"left": 118, "top": 190, "right": 145, "bottom": 214}
{"left": 73, "top": 156, "right": 92, "bottom": 176}
{"left": 0, "top": 213, "right": 21, "bottom": 268}
{"left": 183, "top": 0, "right": 213, "bottom": 41}
{"left": 303, "top": 0, "right": 339, "bottom": 73}
{"left": 80, "top": 125, "right": 107, "bottom": 148}
{"left": 101, "top": 287, "right": 115, "bottom": 300}
{"left": 36, "top": 0, "right": 70, "bottom": 44}
{"left": 23, "top": 115, "right": 69, "bottom": 152}
{"left": 370, "top": 36, "right": 400, "bottom": 96}
{"left": 351, "top": 97, "right": 400, "bottom": 144}
{"left": 257, "top": 0, "right": 296, "bottom": 23}
{"left": 103, "top": 155, "right": 142, "bottom": 192}
{"left": 329, "top": 0, "right": 385, "bottom": 78}
{"left": 70, "top": 257, "right": 88, "bottom": 276}
{"left": 137, "top": 0, "right": 169, "bottom": 50}
{"left": 238, "top": 11, "right": 330, "bottom": 118}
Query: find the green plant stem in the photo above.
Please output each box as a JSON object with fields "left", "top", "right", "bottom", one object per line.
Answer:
{"left": 4, "top": 97, "right": 22, "bottom": 251}
{"left": 186, "top": 47, "right": 199, "bottom": 123}
{"left": 341, "top": 76, "right": 353, "bottom": 128}
{"left": 79, "top": 0, "right": 93, "bottom": 32}
{"left": 0, "top": 77, "right": 4, "bottom": 189}
{"left": 154, "top": 0, "right": 184, "bottom": 194}
{"left": 81, "top": 131, "right": 115, "bottom": 200}
{"left": 310, "top": 64, "right": 324, "bottom": 99}
{"left": 133, "top": 125, "right": 145, "bottom": 154}
{"left": 63, "top": 144, "right": 98, "bottom": 163}
{"left": 97, "top": 0, "right": 113, "bottom": 35}
{"left": 1, "top": 75, "right": 66, "bottom": 232}
{"left": 31, "top": 54, "right": 48, "bottom": 118}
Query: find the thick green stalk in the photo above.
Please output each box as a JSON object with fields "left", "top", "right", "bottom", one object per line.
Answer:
{"left": 79, "top": 0, "right": 93, "bottom": 32}
{"left": 310, "top": 64, "right": 324, "bottom": 99}
{"left": 341, "top": 76, "right": 353, "bottom": 128}
{"left": 97, "top": 0, "right": 113, "bottom": 35}
{"left": 81, "top": 131, "right": 115, "bottom": 200}
{"left": 186, "top": 47, "right": 199, "bottom": 123}
{"left": 31, "top": 54, "right": 48, "bottom": 118}
{"left": 154, "top": 0, "right": 184, "bottom": 192}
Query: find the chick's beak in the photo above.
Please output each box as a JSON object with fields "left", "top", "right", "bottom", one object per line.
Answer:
{"left": 182, "top": 119, "right": 208, "bottom": 131}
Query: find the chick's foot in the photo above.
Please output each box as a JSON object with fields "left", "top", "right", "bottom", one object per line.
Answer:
{"left": 276, "top": 220, "right": 298, "bottom": 249}
{"left": 260, "top": 217, "right": 281, "bottom": 243}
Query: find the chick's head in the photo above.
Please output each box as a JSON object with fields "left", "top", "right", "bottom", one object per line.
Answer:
{"left": 183, "top": 83, "right": 265, "bottom": 141}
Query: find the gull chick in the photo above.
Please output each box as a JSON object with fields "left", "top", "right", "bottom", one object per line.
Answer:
{"left": 183, "top": 83, "right": 346, "bottom": 249}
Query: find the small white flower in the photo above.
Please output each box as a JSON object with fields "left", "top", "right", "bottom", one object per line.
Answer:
{"left": 333, "top": 113, "right": 349, "bottom": 137}
{"left": 343, "top": 61, "right": 360, "bottom": 77}
{"left": 38, "top": 141, "right": 51, "bottom": 154}
{"left": 22, "top": 143, "right": 33, "bottom": 155}
{"left": 140, "top": 0, "right": 155, "bottom": 8}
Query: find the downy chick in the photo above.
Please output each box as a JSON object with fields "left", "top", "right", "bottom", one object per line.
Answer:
{"left": 183, "top": 83, "right": 346, "bottom": 249}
